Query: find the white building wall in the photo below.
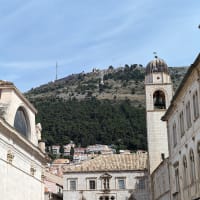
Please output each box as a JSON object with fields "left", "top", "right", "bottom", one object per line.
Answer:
{"left": 151, "top": 159, "right": 170, "bottom": 200}
{"left": 0, "top": 83, "right": 46, "bottom": 200}
{"left": 63, "top": 171, "right": 149, "bottom": 200}
{"left": 146, "top": 111, "right": 168, "bottom": 174}
{"left": 165, "top": 57, "right": 200, "bottom": 200}
{"left": 0, "top": 133, "right": 44, "bottom": 200}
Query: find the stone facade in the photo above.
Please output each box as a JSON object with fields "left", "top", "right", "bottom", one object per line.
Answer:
{"left": 63, "top": 152, "right": 149, "bottom": 200}
{"left": 145, "top": 57, "right": 173, "bottom": 174}
{"left": 151, "top": 158, "right": 170, "bottom": 200}
{"left": 0, "top": 81, "right": 46, "bottom": 200}
{"left": 162, "top": 53, "right": 200, "bottom": 200}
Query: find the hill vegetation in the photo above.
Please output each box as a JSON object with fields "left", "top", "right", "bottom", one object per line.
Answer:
{"left": 26, "top": 64, "right": 187, "bottom": 151}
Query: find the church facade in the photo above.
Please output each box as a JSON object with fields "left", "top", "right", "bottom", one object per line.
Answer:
{"left": 0, "top": 81, "right": 46, "bottom": 200}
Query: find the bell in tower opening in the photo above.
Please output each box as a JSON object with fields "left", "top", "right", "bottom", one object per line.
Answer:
{"left": 153, "top": 90, "right": 166, "bottom": 109}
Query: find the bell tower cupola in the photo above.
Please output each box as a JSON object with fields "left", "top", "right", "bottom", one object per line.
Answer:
{"left": 145, "top": 56, "right": 171, "bottom": 84}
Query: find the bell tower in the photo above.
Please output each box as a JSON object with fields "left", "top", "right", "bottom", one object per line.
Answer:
{"left": 145, "top": 56, "right": 173, "bottom": 174}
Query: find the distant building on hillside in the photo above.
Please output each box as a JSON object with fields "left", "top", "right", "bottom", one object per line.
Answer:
{"left": 63, "top": 151, "right": 149, "bottom": 200}
{"left": 86, "top": 144, "right": 114, "bottom": 155}
{"left": 51, "top": 145, "right": 60, "bottom": 155}
{"left": 73, "top": 147, "right": 87, "bottom": 163}
{"left": 63, "top": 142, "right": 75, "bottom": 156}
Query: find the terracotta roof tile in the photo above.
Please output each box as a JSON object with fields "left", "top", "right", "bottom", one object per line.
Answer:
{"left": 64, "top": 151, "right": 147, "bottom": 173}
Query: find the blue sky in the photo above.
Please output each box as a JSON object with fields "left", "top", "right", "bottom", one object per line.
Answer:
{"left": 0, "top": 0, "right": 199, "bottom": 92}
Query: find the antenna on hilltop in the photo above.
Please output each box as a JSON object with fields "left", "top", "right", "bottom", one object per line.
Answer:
{"left": 153, "top": 52, "right": 158, "bottom": 59}
{"left": 55, "top": 62, "right": 58, "bottom": 81}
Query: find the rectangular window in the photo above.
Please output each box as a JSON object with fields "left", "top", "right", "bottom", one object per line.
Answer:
{"left": 118, "top": 179, "right": 125, "bottom": 189}
{"left": 138, "top": 178, "right": 145, "bottom": 190}
{"left": 52, "top": 149, "right": 58, "bottom": 154}
{"left": 193, "top": 91, "right": 199, "bottom": 119}
{"left": 179, "top": 111, "right": 184, "bottom": 137}
{"left": 89, "top": 180, "right": 96, "bottom": 190}
{"left": 69, "top": 179, "right": 77, "bottom": 191}
{"left": 186, "top": 101, "right": 192, "bottom": 128}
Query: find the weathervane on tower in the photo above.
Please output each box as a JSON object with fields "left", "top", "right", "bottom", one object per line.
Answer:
{"left": 153, "top": 52, "right": 158, "bottom": 59}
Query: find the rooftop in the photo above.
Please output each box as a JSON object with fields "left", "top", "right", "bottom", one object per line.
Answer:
{"left": 52, "top": 159, "right": 69, "bottom": 165}
{"left": 64, "top": 151, "right": 147, "bottom": 173}
{"left": 162, "top": 53, "right": 200, "bottom": 121}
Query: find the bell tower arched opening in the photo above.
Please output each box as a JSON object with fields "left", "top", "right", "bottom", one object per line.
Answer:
{"left": 153, "top": 90, "right": 166, "bottom": 109}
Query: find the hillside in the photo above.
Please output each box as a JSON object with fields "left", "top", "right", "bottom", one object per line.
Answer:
{"left": 26, "top": 64, "right": 188, "bottom": 150}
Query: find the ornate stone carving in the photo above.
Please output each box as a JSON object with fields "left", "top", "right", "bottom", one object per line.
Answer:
{"left": 30, "top": 165, "right": 36, "bottom": 176}
{"left": 41, "top": 172, "right": 45, "bottom": 182}
{"left": 7, "top": 150, "right": 14, "bottom": 164}
{"left": 35, "top": 123, "right": 42, "bottom": 141}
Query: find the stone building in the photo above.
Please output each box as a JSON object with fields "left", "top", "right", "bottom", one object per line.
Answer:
{"left": 44, "top": 171, "right": 63, "bottom": 200}
{"left": 0, "top": 80, "right": 46, "bottom": 200}
{"left": 145, "top": 56, "right": 173, "bottom": 174}
{"left": 48, "top": 159, "right": 70, "bottom": 176}
{"left": 151, "top": 158, "right": 170, "bottom": 200}
{"left": 86, "top": 144, "right": 114, "bottom": 155}
{"left": 162, "top": 53, "right": 200, "bottom": 200}
{"left": 63, "top": 151, "right": 149, "bottom": 200}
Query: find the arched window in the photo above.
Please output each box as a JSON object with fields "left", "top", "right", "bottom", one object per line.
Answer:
{"left": 14, "top": 107, "right": 30, "bottom": 138}
{"left": 183, "top": 156, "right": 188, "bottom": 188}
{"left": 190, "top": 150, "right": 196, "bottom": 184}
{"left": 153, "top": 90, "right": 166, "bottom": 109}
{"left": 174, "top": 167, "right": 180, "bottom": 193}
{"left": 193, "top": 91, "right": 199, "bottom": 119}
{"left": 173, "top": 122, "right": 177, "bottom": 147}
